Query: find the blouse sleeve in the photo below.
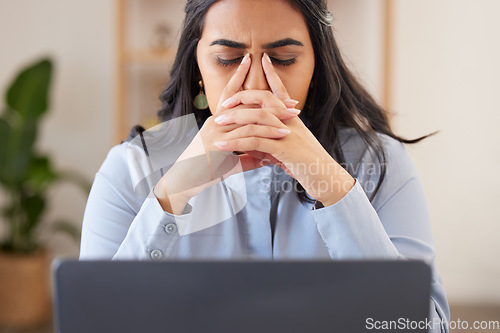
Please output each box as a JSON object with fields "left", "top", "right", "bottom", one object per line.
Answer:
{"left": 79, "top": 144, "right": 188, "bottom": 261}
{"left": 310, "top": 135, "right": 450, "bottom": 333}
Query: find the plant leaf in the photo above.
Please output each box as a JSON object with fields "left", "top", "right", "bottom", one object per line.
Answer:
{"left": 0, "top": 117, "right": 10, "bottom": 181}
{"left": 21, "top": 192, "right": 46, "bottom": 236}
{"left": 6, "top": 58, "right": 53, "bottom": 119}
{"left": 2, "top": 118, "right": 38, "bottom": 186}
{"left": 26, "top": 155, "right": 58, "bottom": 192}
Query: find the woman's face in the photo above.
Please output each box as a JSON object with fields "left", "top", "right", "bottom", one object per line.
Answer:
{"left": 196, "top": 0, "right": 315, "bottom": 113}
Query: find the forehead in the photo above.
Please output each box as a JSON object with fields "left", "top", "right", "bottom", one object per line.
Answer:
{"left": 201, "top": 0, "right": 311, "bottom": 45}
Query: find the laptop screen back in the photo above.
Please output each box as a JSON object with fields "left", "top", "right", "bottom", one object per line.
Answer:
{"left": 53, "top": 260, "right": 431, "bottom": 333}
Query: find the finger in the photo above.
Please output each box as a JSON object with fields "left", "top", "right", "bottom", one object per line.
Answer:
{"left": 242, "top": 150, "right": 268, "bottom": 162}
{"left": 283, "top": 98, "right": 300, "bottom": 109}
{"left": 215, "top": 108, "right": 292, "bottom": 128}
{"left": 221, "top": 89, "right": 286, "bottom": 109}
{"left": 214, "top": 137, "right": 279, "bottom": 155}
{"left": 224, "top": 124, "right": 291, "bottom": 141}
{"left": 214, "top": 107, "right": 300, "bottom": 126}
{"left": 262, "top": 53, "right": 291, "bottom": 101}
{"left": 215, "top": 53, "right": 251, "bottom": 114}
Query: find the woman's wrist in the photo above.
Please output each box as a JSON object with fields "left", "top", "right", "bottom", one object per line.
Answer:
{"left": 318, "top": 175, "right": 355, "bottom": 208}
{"left": 153, "top": 181, "right": 191, "bottom": 215}
{"left": 308, "top": 158, "right": 356, "bottom": 207}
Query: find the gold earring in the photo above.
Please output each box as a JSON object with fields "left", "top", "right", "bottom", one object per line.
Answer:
{"left": 193, "top": 80, "right": 208, "bottom": 110}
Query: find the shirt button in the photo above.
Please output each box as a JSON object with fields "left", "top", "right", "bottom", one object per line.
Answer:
{"left": 164, "top": 223, "right": 177, "bottom": 234}
{"left": 150, "top": 249, "right": 163, "bottom": 260}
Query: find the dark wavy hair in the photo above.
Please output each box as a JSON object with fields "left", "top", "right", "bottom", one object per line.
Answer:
{"left": 155, "top": 0, "right": 432, "bottom": 204}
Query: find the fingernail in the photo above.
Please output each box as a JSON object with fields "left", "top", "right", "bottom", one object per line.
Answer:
{"left": 241, "top": 53, "right": 250, "bottom": 65}
{"left": 278, "top": 128, "right": 291, "bottom": 134}
{"left": 263, "top": 53, "right": 272, "bottom": 64}
{"left": 284, "top": 99, "right": 299, "bottom": 106}
{"left": 214, "top": 114, "right": 227, "bottom": 124}
{"left": 214, "top": 141, "right": 228, "bottom": 148}
{"left": 287, "top": 108, "right": 301, "bottom": 115}
{"left": 221, "top": 97, "right": 233, "bottom": 108}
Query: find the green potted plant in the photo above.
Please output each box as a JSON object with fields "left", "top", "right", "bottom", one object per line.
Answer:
{"left": 0, "top": 58, "right": 90, "bottom": 329}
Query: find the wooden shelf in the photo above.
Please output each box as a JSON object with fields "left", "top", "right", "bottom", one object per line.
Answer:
{"left": 115, "top": 0, "right": 179, "bottom": 143}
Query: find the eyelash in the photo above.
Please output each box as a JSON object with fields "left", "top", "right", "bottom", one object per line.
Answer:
{"left": 216, "top": 56, "right": 296, "bottom": 67}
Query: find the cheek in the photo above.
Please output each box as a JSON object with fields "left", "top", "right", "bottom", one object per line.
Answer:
{"left": 279, "top": 69, "right": 313, "bottom": 109}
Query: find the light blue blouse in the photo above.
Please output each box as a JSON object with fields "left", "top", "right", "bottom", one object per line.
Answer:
{"left": 80, "top": 127, "right": 450, "bottom": 332}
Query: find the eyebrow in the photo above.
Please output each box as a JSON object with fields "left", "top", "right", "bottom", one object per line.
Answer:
{"left": 209, "top": 38, "right": 303, "bottom": 49}
{"left": 264, "top": 38, "right": 303, "bottom": 49}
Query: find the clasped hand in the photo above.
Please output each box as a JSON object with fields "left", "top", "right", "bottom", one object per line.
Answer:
{"left": 154, "top": 53, "right": 354, "bottom": 214}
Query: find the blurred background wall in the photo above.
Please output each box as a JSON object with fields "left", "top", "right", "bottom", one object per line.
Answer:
{"left": 0, "top": 0, "right": 114, "bottom": 254}
{"left": 391, "top": 0, "right": 500, "bottom": 306}
{"left": 0, "top": 0, "right": 499, "bottom": 315}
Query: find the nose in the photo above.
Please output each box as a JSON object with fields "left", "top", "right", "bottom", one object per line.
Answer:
{"left": 242, "top": 54, "right": 270, "bottom": 91}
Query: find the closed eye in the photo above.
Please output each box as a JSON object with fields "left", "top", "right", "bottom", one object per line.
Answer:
{"left": 216, "top": 56, "right": 244, "bottom": 67}
{"left": 215, "top": 56, "right": 297, "bottom": 67}
{"left": 272, "top": 57, "right": 296, "bottom": 66}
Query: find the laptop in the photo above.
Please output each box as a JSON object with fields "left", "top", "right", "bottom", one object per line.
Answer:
{"left": 52, "top": 260, "right": 431, "bottom": 333}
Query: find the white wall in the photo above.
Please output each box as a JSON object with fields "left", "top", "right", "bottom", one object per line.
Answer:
{"left": 328, "top": 0, "right": 385, "bottom": 103}
{"left": 391, "top": 0, "right": 500, "bottom": 304}
{"left": 0, "top": 0, "right": 114, "bottom": 255}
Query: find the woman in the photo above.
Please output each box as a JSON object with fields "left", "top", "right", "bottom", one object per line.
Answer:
{"left": 80, "top": 0, "right": 450, "bottom": 330}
